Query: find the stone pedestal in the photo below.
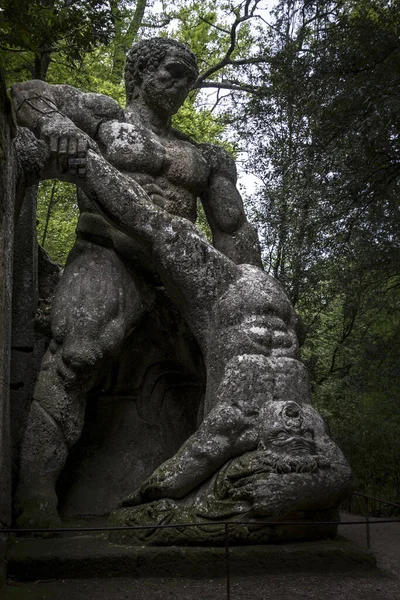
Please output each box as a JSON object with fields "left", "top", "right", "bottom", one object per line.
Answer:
{"left": 6, "top": 530, "right": 376, "bottom": 580}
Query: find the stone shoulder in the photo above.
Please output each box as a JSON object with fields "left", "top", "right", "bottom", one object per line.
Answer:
{"left": 170, "top": 129, "right": 236, "bottom": 181}
{"left": 53, "top": 84, "right": 123, "bottom": 118}
{"left": 198, "top": 142, "right": 237, "bottom": 182}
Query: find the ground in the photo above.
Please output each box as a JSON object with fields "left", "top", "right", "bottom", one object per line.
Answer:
{"left": 4, "top": 513, "right": 400, "bottom": 600}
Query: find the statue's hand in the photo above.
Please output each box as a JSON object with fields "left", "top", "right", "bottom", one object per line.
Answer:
{"left": 39, "top": 115, "right": 99, "bottom": 178}
{"left": 120, "top": 470, "right": 170, "bottom": 508}
{"left": 119, "top": 488, "right": 142, "bottom": 508}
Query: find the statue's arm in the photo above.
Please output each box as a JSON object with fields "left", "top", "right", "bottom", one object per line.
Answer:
{"left": 11, "top": 80, "right": 123, "bottom": 177}
{"left": 11, "top": 80, "right": 123, "bottom": 138}
{"left": 121, "top": 369, "right": 260, "bottom": 505}
{"left": 71, "top": 151, "right": 237, "bottom": 328}
{"left": 200, "top": 144, "right": 263, "bottom": 268}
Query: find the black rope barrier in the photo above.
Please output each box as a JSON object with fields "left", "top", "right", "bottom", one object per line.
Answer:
{"left": 2, "top": 518, "right": 400, "bottom": 535}
{"left": 2, "top": 492, "right": 399, "bottom": 600}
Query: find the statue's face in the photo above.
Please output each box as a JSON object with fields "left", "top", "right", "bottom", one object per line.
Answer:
{"left": 260, "top": 401, "right": 316, "bottom": 455}
{"left": 140, "top": 48, "right": 197, "bottom": 118}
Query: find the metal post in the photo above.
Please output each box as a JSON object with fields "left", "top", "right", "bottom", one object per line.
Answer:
{"left": 225, "top": 523, "right": 231, "bottom": 600}
{"left": 365, "top": 496, "right": 371, "bottom": 550}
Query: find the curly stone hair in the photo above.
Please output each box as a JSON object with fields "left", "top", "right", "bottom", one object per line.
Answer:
{"left": 124, "top": 38, "right": 198, "bottom": 104}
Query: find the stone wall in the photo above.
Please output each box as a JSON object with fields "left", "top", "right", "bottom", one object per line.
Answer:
{"left": 10, "top": 187, "right": 38, "bottom": 482}
{"left": 0, "top": 68, "right": 18, "bottom": 588}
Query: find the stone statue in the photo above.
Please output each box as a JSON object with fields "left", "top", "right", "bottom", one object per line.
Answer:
{"left": 10, "top": 38, "right": 262, "bottom": 530}
{"left": 60, "top": 147, "right": 353, "bottom": 543}
{"left": 11, "top": 37, "right": 353, "bottom": 541}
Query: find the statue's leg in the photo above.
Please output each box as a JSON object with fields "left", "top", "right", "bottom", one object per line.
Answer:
{"left": 15, "top": 239, "right": 147, "bottom": 529}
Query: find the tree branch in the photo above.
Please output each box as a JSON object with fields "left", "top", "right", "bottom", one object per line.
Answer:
{"left": 195, "top": 0, "right": 262, "bottom": 86}
{"left": 194, "top": 79, "right": 262, "bottom": 94}
{"left": 199, "top": 16, "right": 230, "bottom": 35}
{"left": 0, "top": 46, "right": 31, "bottom": 53}
{"left": 141, "top": 18, "right": 172, "bottom": 29}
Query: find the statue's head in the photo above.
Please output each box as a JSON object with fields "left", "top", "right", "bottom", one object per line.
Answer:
{"left": 125, "top": 37, "right": 199, "bottom": 115}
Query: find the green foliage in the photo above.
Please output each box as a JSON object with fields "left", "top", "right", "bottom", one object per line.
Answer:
{"left": 195, "top": 201, "right": 212, "bottom": 242}
{"left": 36, "top": 180, "right": 78, "bottom": 265}
{"left": 0, "top": 0, "right": 114, "bottom": 81}
{"left": 236, "top": 0, "right": 400, "bottom": 502}
{"left": 47, "top": 45, "right": 126, "bottom": 104}
{"left": 310, "top": 281, "right": 400, "bottom": 504}
{"left": 108, "top": 0, "right": 148, "bottom": 85}
{"left": 173, "top": 100, "right": 225, "bottom": 143}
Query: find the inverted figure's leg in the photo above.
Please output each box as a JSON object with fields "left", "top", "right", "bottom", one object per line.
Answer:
{"left": 15, "top": 239, "right": 147, "bottom": 528}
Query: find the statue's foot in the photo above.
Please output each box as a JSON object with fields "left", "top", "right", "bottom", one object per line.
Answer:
{"left": 14, "top": 496, "right": 62, "bottom": 536}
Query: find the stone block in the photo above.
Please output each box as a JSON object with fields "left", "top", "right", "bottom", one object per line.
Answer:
{"left": 6, "top": 533, "right": 376, "bottom": 581}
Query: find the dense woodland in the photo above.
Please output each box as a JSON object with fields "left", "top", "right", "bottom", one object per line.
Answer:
{"left": 1, "top": 0, "right": 399, "bottom": 509}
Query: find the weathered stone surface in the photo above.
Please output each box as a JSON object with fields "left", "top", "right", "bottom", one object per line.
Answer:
{"left": 10, "top": 187, "right": 39, "bottom": 483}
{"left": 110, "top": 392, "right": 352, "bottom": 545}
{"left": 6, "top": 533, "right": 376, "bottom": 580}
{"left": 57, "top": 295, "right": 205, "bottom": 516}
{"left": 10, "top": 38, "right": 263, "bottom": 530}
{"left": 10, "top": 37, "right": 353, "bottom": 542}
{"left": 35, "top": 244, "right": 62, "bottom": 340}
{"left": 71, "top": 149, "right": 353, "bottom": 543}
{"left": 11, "top": 189, "right": 38, "bottom": 349}
{"left": 110, "top": 506, "right": 340, "bottom": 546}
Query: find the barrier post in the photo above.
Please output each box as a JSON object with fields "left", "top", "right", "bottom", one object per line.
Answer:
{"left": 225, "top": 523, "right": 231, "bottom": 600}
{"left": 364, "top": 496, "right": 371, "bottom": 550}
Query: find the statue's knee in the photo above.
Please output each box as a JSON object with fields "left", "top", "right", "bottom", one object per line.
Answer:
{"left": 37, "top": 339, "right": 98, "bottom": 393}
{"left": 62, "top": 339, "right": 101, "bottom": 372}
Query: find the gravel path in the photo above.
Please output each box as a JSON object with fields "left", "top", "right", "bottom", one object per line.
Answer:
{"left": 4, "top": 571, "right": 399, "bottom": 600}
{"left": 339, "top": 511, "right": 400, "bottom": 577}
{"left": 4, "top": 513, "right": 400, "bottom": 600}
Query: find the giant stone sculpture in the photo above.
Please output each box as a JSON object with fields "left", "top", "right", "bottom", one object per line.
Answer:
{"left": 11, "top": 37, "right": 353, "bottom": 543}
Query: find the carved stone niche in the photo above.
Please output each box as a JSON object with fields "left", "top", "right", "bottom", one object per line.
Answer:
{"left": 57, "top": 290, "right": 206, "bottom": 518}
{"left": 11, "top": 222, "right": 205, "bottom": 520}
{"left": 11, "top": 246, "right": 205, "bottom": 519}
{"left": 9, "top": 181, "right": 205, "bottom": 521}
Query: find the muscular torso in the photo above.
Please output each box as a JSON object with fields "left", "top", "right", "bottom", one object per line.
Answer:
{"left": 77, "top": 113, "right": 211, "bottom": 261}
{"left": 80, "top": 115, "right": 210, "bottom": 222}
{"left": 11, "top": 80, "right": 260, "bottom": 267}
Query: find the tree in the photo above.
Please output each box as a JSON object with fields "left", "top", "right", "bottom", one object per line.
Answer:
{"left": 36, "top": 180, "right": 79, "bottom": 264}
{"left": 232, "top": 0, "right": 400, "bottom": 502}
{"left": 0, "top": 0, "right": 115, "bottom": 82}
